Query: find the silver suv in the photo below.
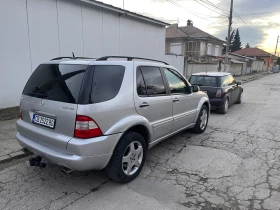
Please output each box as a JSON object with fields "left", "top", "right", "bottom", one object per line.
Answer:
{"left": 16, "top": 56, "right": 210, "bottom": 183}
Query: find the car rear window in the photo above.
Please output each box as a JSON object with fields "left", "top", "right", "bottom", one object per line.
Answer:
{"left": 190, "top": 76, "right": 218, "bottom": 87}
{"left": 90, "top": 65, "right": 125, "bottom": 103}
{"left": 23, "top": 64, "right": 87, "bottom": 104}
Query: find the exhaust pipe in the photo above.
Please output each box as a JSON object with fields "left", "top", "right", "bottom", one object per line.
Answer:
{"left": 61, "top": 166, "right": 73, "bottom": 174}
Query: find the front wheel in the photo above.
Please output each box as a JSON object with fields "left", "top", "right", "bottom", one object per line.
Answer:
{"left": 236, "top": 91, "right": 243, "bottom": 104}
{"left": 192, "top": 105, "right": 209, "bottom": 134}
{"left": 105, "top": 132, "right": 147, "bottom": 183}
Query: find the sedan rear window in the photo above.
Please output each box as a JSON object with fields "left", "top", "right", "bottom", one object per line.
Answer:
{"left": 190, "top": 76, "right": 218, "bottom": 87}
{"left": 23, "top": 64, "right": 87, "bottom": 104}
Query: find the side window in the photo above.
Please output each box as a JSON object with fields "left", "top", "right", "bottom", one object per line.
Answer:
{"left": 164, "top": 68, "right": 189, "bottom": 94}
{"left": 140, "top": 66, "right": 166, "bottom": 96}
{"left": 136, "top": 69, "right": 147, "bottom": 96}
{"left": 91, "top": 65, "right": 125, "bottom": 103}
{"left": 228, "top": 75, "right": 236, "bottom": 85}
{"left": 221, "top": 76, "right": 229, "bottom": 86}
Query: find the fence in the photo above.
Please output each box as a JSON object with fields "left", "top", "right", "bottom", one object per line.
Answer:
{"left": 164, "top": 55, "right": 185, "bottom": 75}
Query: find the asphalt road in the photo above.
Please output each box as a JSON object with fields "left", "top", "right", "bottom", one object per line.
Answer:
{"left": 1, "top": 73, "right": 280, "bottom": 210}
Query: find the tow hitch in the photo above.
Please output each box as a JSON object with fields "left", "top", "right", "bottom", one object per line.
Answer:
{"left": 29, "top": 156, "right": 46, "bottom": 169}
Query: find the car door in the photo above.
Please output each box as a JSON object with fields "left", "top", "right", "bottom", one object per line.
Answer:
{"left": 134, "top": 66, "right": 173, "bottom": 141}
{"left": 162, "top": 68, "right": 198, "bottom": 132}
{"left": 222, "top": 75, "right": 234, "bottom": 104}
{"left": 227, "top": 75, "right": 240, "bottom": 103}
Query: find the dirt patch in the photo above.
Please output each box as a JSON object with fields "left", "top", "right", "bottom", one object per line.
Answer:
{"left": 0, "top": 106, "right": 20, "bottom": 121}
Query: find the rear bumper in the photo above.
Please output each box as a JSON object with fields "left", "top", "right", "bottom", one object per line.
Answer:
{"left": 16, "top": 120, "right": 122, "bottom": 171}
{"left": 209, "top": 98, "right": 224, "bottom": 110}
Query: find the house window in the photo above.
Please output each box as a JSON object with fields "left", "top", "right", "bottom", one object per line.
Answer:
{"left": 207, "top": 43, "right": 212, "bottom": 55}
{"left": 170, "top": 43, "right": 182, "bottom": 55}
{"left": 185, "top": 41, "right": 200, "bottom": 58}
{"left": 215, "top": 46, "right": 220, "bottom": 56}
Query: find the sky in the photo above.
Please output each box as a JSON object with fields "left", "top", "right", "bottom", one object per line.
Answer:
{"left": 97, "top": 0, "right": 280, "bottom": 54}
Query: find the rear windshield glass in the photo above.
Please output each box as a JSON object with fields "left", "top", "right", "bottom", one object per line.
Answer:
{"left": 23, "top": 64, "right": 87, "bottom": 104}
{"left": 190, "top": 76, "right": 218, "bottom": 87}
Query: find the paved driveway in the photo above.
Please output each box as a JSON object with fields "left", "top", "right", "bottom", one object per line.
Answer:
{"left": 1, "top": 73, "right": 280, "bottom": 210}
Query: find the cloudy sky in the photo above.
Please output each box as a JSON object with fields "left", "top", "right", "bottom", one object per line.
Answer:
{"left": 97, "top": 0, "right": 280, "bottom": 54}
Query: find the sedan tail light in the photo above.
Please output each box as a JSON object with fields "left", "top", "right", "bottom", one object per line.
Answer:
{"left": 216, "top": 89, "right": 222, "bottom": 98}
{"left": 74, "top": 115, "right": 103, "bottom": 139}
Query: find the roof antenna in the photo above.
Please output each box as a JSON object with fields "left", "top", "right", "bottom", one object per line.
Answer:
{"left": 72, "top": 52, "right": 75, "bottom": 58}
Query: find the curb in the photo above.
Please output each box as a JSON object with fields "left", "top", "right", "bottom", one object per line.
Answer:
{"left": 239, "top": 73, "right": 269, "bottom": 84}
{"left": 0, "top": 149, "right": 32, "bottom": 165}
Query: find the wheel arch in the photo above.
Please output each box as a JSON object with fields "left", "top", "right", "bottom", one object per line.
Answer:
{"left": 194, "top": 96, "right": 210, "bottom": 122}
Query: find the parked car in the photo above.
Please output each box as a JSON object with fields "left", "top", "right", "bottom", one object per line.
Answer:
{"left": 16, "top": 56, "right": 210, "bottom": 183}
{"left": 272, "top": 65, "right": 279, "bottom": 73}
{"left": 189, "top": 72, "right": 243, "bottom": 114}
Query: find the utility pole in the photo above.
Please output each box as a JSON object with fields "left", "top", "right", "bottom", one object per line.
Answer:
{"left": 224, "top": 0, "right": 233, "bottom": 72}
{"left": 123, "top": 0, "right": 124, "bottom": 9}
{"left": 274, "top": 35, "right": 279, "bottom": 57}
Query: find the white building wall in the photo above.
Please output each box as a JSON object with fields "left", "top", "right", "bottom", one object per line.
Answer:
{"left": 0, "top": 0, "right": 31, "bottom": 108}
{"left": 164, "top": 55, "right": 184, "bottom": 75}
{"left": 0, "top": 0, "right": 167, "bottom": 108}
{"left": 57, "top": 0, "right": 84, "bottom": 56}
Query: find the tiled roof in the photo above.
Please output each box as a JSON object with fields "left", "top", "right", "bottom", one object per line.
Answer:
{"left": 166, "top": 25, "right": 226, "bottom": 43}
{"left": 233, "top": 48, "right": 272, "bottom": 57}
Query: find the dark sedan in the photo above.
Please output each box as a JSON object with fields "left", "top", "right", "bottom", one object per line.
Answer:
{"left": 189, "top": 72, "right": 243, "bottom": 114}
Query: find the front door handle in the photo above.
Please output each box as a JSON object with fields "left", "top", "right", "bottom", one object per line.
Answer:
{"left": 139, "top": 102, "right": 149, "bottom": 108}
{"left": 173, "top": 98, "right": 179, "bottom": 102}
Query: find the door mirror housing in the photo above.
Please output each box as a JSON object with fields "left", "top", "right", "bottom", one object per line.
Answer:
{"left": 237, "top": 81, "right": 242, "bottom": 86}
{"left": 191, "top": 85, "right": 200, "bottom": 93}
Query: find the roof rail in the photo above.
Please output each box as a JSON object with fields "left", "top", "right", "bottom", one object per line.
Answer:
{"left": 96, "top": 56, "right": 169, "bottom": 65}
{"left": 51, "top": 57, "right": 95, "bottom": 61}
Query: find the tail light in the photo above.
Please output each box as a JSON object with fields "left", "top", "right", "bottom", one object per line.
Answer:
{"left": 216, "top": 89, "right": 222, "bottom": 98}
{"left": 74, "top": 115, "right": 102, "bottom": 139}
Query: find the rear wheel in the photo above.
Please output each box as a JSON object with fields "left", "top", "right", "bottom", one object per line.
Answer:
{"left": 218, "top": 98, "right": 229, "bottom": 114}
{"left": 105, "top": 132, "right": 146, "bottom": 183}
{"left": 192, "top": 105, "right": 209, "bottom": 134}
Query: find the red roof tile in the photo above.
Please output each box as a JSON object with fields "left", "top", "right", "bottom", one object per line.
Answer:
{"left": 233, "top": 48, "right": 272, "bottom": 57}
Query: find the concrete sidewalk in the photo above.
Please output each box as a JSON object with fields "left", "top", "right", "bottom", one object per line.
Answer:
{"left": 0, "top": 119, "right": 29, "bottom": 163}
{"left": 235, "top": 71, "right": 269, "bottom": 83}
{"left": 0, "top": 71, "right": 271, "bottom": 164}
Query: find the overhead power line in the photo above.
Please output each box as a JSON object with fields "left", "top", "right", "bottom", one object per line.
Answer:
{"left": 165, "top": 0, "right": 226, "bottom": 22}
{"left": 193, "top": 0, "right": 228, "bottom": 16}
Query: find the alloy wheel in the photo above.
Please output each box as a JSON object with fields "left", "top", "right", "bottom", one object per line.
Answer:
{"left": 122, "top": 141, "right": 143, "bottom": 176}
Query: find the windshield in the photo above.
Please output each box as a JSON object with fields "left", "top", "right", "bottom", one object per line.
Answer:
{"left": 23, "top": 64, "right": 87, "bottom": 104}
{"left": 190, "top": 76, "right": 218, "bottom": 87}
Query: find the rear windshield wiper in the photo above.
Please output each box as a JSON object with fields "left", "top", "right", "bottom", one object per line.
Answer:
{"left": 191, "top": 84, "right": 202, "bottom": 86}
{"left": 27, "top": 92, "right": 48, "bottom": 98}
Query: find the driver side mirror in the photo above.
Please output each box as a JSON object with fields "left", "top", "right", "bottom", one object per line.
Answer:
{"left": 237, "top": 81, "right": 242, "bottom": 86}
{"left": 191, "top": 85, "right": 200, "bottom": 93}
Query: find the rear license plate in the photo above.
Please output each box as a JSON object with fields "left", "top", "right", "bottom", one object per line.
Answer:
{"left": 32, "top": 114, "right": 56, "bottom": 129}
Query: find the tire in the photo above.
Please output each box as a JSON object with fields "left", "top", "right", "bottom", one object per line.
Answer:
{"left": 105, "top": 132, "right": 147, "bottom": 183}
{"left": 218, "top": 97, "right": 229, "bottom": 114}
{"left": 236, "top": 91, "right": 243, "bottom": 104}
{"left": 192, "top": 105, "right": 209, "bottom": 134}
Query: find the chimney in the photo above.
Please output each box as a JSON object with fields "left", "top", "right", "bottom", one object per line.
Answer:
{"left": 171, "top": 23, "right": 178, "bottom": 28}
{"left": 187, "top": 19, "right": 193, "bottom": 26}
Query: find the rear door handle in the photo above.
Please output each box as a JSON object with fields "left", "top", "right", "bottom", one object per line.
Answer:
{"left": 173, "top": 98, "right": 179, "bottom": 102}
{"left": 139, "top": 102, "right": 149, "bottom": 108}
